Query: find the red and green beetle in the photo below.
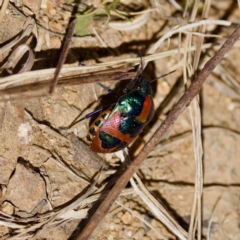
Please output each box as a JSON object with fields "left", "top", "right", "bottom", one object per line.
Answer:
{"left": 71, "top": 59, "right": 172, "bottom": 153}
{"left": 87, "top": 77, "right": 154, "bottom": 153}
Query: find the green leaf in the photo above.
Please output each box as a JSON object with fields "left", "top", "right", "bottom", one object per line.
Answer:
{"left": 74, "top": 15, "right": 93, "bottom": 36}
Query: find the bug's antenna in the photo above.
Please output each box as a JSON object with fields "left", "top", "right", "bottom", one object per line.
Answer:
{"left": 150, "top": 70, "right": 176, "bottom": 83}
{"left": 97, "top": 82, "right": 120, "bottom": 98}
{"left": 123, "top": 51, "right": 145, "bottom": 93}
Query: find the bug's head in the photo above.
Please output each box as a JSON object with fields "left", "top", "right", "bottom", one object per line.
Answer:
{"left": 136, "top": 78, "right": 153, "bottom": 96}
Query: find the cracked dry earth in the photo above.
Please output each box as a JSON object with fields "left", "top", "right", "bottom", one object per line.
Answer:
{"left": 0, "top": 0, "right": 240, "bottom": 239}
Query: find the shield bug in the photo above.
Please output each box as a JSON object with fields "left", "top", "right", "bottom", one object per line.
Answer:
{"left": 71, "top": 58, "right": 173, "bottom": 153}
{"left": 87, "top": 78, "right": 154, "bottom": 153}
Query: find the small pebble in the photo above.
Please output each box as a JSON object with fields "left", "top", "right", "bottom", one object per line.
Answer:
{"left": 108, "top": 235, "right": 114, "bottom": 240}
{"left": 49, "top": 8, "right": 56, "bottom": 16}
{"left": 122, "top": 211, "right": 132, "bottom": 225}
{"left": 109, "top": 222, "right": 115, "bottom": 230}
{"left": 50, "top": 36, "right": 61, "bottom": 49}
{"left": 114, "top": 223, "right": 122, "bottom": 231}
{"left": 0, "top": 201, "right": 14, "bottom": 215}
{"left": 41, "top": 0, "right": 52, "bottom": 10}
{"left": 127, "top": 230, "right": 132, "bottom": 237}
{"left": 158, "top": 81, "right": 170, "bottom": 95}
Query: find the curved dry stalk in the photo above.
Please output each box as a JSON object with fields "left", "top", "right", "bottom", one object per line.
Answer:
{"left": 188, "top": 3, "right": 213, "bottom": 238}
{"left": 148, "top": 19, "right": 233, "bottom": 54}
{"left": 76, "top": 25, "right": 240, "bottom": 240}
{"left": 0, "top": 0, "right": 9, "bottom": 23}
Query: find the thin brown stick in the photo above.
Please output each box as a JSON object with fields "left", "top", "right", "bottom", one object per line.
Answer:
{"left": 77, "top": 25, "right": 240, "bottom": 240}
{"left": 49, "top": 20, "right": 76, "bottom": 94}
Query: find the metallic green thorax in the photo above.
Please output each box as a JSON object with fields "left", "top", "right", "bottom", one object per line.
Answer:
{"left": 110, "top": 79, "right": 154, "bottom": 138}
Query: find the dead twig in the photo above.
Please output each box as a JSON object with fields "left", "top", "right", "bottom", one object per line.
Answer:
{"left": 49, "top": 20, "right": 76, "bottom": 94}
{"left": 77, "top": 25, "right": 240, "bottom": 240}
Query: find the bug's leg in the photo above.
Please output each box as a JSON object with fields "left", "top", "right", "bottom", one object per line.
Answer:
{"left": 67, "top": 104, "right": 115, "bottom": 129}
{"left": 123, "top": 52, "right": 145, "bottom": 93}
{"left": 68, "top": 107, "right": 105, "bottom": 128}
{"left": 97, "top": 82, "right": 120, "bottom": 98}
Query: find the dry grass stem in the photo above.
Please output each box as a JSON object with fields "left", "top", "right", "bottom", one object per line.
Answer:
{"left": 131, "top": 173, "right": 187, "bottom": 240}
{"left": 0, "top": 43, "right": 222, "bottom": 102}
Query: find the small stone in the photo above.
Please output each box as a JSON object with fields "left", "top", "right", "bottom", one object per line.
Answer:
{"left": 49, "top": 8, "right": 56, "bottom": 16}
{"left": 0, "top": 225, "right": 9, "bottom": 236}
{"left": 74, "top": 125, "right": 88, "bottom": 139}
{"left": 177, "top": 194, "right": 184, "bottom": 200}
{"left": 121, "top": 211, "right": 132, "bottom": 225}
{"left": 53, "top": 189, "right": 59, "bottom": 196}
{"left": 41, "top": 0, "right": 52, "bottom": 10}
{"left": 0, "top": 201, "right": 14, "bottom": 214}
{"left": 50, "top": 36, "right": 61, "bottom": 49}
{"left": 109, "top": 222, "right": 115, "bottom": 230}
{"left": 18, "top": 123, "right": 33, "bottom": 145}
{"left": 126, "top": 230, "right": 132, "bottom": 237}
{"left": 117, "top": 211, "right": 123, "bottom": 218}
{"left": 42, "top": 15, "right": 49, "bottom": 23}
{"left": 114, "top": 223, "right": 122, "bottom": 231}
{"left": 49, "top": 21, "right": 63, "bottom": 33}
{"left": 108, "top": 235, "right": 114, "bottom": 240}
{"left": 158, "top": 81, "right": 170, "bottom": 95}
